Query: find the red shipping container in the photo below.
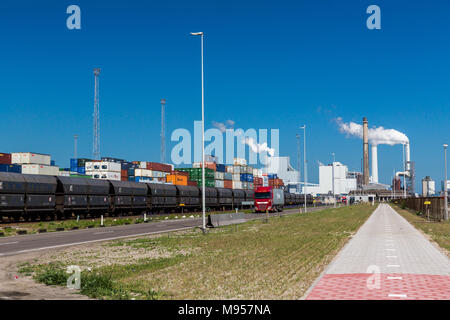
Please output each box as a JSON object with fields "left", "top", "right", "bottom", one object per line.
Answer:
{"left": 224, "top": 180, "right": 233, "bottom": 189}
{"left": 146, "top": 162, "right": 172, "bottom": 173}
{"left": 0, "top": 153, "right": 11, "bottom": 164}
{"left": 172, "top": 170, "right": 189, "bottom": 177}
{"left": 187, "top": 180, "right": 198, "bottom": 186}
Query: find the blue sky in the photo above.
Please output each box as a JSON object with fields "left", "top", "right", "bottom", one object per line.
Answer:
{"left": 0, "top": 0, "right": 449, "bottom": 191}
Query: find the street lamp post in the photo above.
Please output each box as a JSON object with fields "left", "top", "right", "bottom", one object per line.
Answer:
{"left": 444, "top": 144, "right": 448, "bottom": 221}
{"left": 332, "top": 153, "right": 336, "bottom": 208}
{"left": 300, "top": 125, "right": 307, "bottom": 213}
{"left": 191, "top": 31, "right": 206, "bottom": 232}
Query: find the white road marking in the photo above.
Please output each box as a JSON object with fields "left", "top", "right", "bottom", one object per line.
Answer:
{"left": 387, "top": 276, "right": 403, "bottom": 280}
{"left": 385, "top": 248, "right": 396, "bottom": 251}
{"left": 386, "top": 256, "right": 397, "bottom": 258}
{"left": 0, "top": 241, "right": 19, "bottom": 246}
{"left": 387, "top": 264, "right": 400, "bottom": 267}
{"left": 388, "top": 294, "right": 407, "bottom": 298}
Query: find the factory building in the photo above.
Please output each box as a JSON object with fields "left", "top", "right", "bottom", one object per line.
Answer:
{"left": 304, "top": 162, "right": 357, "bottom": 196}
{"left": 264, "top": 156, "right": 299, "bottom": 188}
{"left": 422, "top": 176, "right": 436, "bottom": 197}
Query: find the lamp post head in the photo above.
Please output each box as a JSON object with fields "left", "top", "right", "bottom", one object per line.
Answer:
{"left": 190, "top": 32, "right": 204, "bottom": 36}
{"left": 444, "top": 144, "right": 448, "bottom": 149}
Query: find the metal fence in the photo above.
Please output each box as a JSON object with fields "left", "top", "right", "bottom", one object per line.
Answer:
{"left": 397, "top": 197, "right": 445, "bottom": 222}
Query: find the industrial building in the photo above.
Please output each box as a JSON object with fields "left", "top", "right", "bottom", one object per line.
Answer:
{"left": 422, "top": 176, "right": 436, "bottom": 197}
{"left": 303, "top": 162, "right": 357, "bottom": 196}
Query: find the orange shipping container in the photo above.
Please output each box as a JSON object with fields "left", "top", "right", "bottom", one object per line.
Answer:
{"left": 224, "top": 180, "right": 233, "bottom": 189}
{"left": 166, "top": 174, "right": 188, "bottom": 185}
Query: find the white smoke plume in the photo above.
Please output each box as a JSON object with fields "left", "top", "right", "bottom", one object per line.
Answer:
{"left": 243, "top": 137, "right": 275, "bottom": 156}
{"left": 212, "top": 120, "right": 235, "bottom": 133}
{"left": 335, "top": 117, "right": 409, "bottom": 146}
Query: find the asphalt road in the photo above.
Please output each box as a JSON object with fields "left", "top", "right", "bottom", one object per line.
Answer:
{"left": 0, "top": 205, "right": 330, "bottom": 257}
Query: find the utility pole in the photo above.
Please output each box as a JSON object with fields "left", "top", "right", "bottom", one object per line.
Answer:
{"left": 300, "top": 125, "right": 307, "bottom": 213}
{"left": 74, "top": 134, "right": 78, "bottom": 159}
{"left": 93, "top": 68, "right": 101, "bottom": 160}
{"left": 160, "top": 99, "right": 166, "bottom": 164}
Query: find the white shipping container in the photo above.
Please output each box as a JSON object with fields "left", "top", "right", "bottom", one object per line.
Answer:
{"left": 232, "top": 173, "right": 240, "bottom": 181}
{"left": 233, "top": 166, "right": 241, "bottom": 174}
{"left": 253, "top": 168, "right": 263, "bottom": 177}
{"left": 140, "top": 161, "right": 147, "bottom": 169}
{"left": 100, "top": 161, "right": 121, "bottom": 172}
{"left": 226, "top": 166, "right": 233, "bottom": 173}
{"left": 12, "top": 152, "right": 51, "bottom": 165}
{"left": 58, "top": 171, "right": 70, "bottom": 177}
{"left": 214, "top": 171, "right": 224, "bottom": 180}
{"left": 135, "top": 169, "right": 151, "bottom": 177}
{"left": 232, "top": 181, "right": 242, "bottom": 189}
{"left": 21, "top": 164, "right": 59, "bottom": 176}
{"left": 215, "top": 180, "right": 224, "bottom": 188}
{"left": 233, "top": 158, "right": 247, "bottom": 166}
{"left": 85, "top": 161, "right": 101, "bottom": 171}
{"left": 89, "top": 171, "right": 120, "bottom": 180}
{"left": 135, "top": 169, "right": 165, "bottom": 178}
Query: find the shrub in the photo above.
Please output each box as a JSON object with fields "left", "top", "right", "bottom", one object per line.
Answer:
{"left": 36, "top": 265, "right": 67, "bottom": 286}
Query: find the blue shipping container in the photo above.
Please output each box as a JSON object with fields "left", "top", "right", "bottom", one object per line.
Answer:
{"left": 77, "top": 167, "right": 86, "bottom": 174}
{"left": 216, "top": 164, "right": 226, "bottom": 172}
{"left": 51, "top": 160, "right": 55, "bottom": 166}
{"left": 70, "top": 158, "right": 78, "bottom": 167}
{"left": 224, "top": 172, "right": 232, "bottom": 180}
{"left": 240, "top": 173, "right": 254, "bottom": 182}
{"left": 135, "top": 176, "right": 152, "bottom": 182}
{"left": 0, "top": 164, "right": 21, "bottom": 173}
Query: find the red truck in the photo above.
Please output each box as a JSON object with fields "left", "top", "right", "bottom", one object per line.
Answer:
{"left": 254, "top": 186, "right": 285, "bottom": 213}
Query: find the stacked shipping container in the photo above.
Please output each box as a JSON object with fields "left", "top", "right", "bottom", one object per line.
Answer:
{"left": 10, "top": 152, "right": 60, "bottom": 176}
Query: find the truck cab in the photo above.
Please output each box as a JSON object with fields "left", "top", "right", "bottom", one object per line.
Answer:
{"left": 254, "top": 186, "right": 284, "bottom": 213}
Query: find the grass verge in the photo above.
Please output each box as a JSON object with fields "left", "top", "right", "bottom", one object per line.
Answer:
{"left": 390, "top": 203, "right": 450, "bottom": 255}
{"left": 20, "top": 204, "right": 375, "bottom": 300}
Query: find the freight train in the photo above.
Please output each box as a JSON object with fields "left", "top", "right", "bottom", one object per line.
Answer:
{"left": 0, "top": 172, "right": 313, "bottom": 222}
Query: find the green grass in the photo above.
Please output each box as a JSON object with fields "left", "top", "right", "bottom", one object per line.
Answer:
{"left": 21, "top": 204, "right": 375, "bottom": 300}
{"left": 391, "top": 203, "right": 450, "bottom": 255}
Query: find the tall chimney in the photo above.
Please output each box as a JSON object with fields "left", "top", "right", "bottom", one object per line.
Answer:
{"left": 363, "top": 117, "right": 370, "bottom": 185}
{"left": 371, "top": 144, "right": 378, "bottom": 183}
